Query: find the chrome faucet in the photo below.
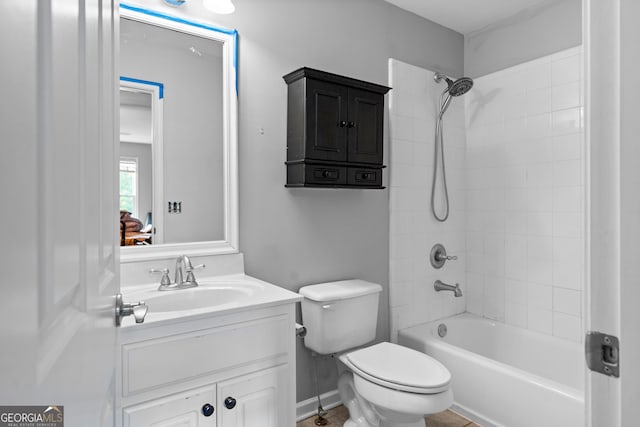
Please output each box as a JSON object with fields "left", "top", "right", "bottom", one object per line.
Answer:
{"left": 150, "top": 255, "right": 206, "bottom": 291}
{"left": 434, "top": 280, "right": 463, "bottom": 297}
{"left": 174, "top": 255, "right": 205, "bottom": 289}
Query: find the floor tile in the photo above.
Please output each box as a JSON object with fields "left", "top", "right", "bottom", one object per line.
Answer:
{"left": 296, "top": 405, "right": 350, "bottom": 427}
{"left": 297, "top": 405, "right": 480, "bottom": 427}
{"left": 426, "top": 409, "right": 477, "bottom": 427}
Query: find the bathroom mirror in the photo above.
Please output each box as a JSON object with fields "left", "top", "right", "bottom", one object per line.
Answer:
{"left": 119, "top": 3, "right": 238, "bottom": 262}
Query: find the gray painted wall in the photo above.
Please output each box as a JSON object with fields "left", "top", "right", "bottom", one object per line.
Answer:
{"left": 123, "top": 0, "right": 463, "bottom": 403}
{"left": 465, "top": 0, "right": 582, "bottom": 77}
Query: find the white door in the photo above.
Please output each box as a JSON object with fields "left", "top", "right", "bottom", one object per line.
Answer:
{"left": 0, "top": 0, "right": 119, "bottom": 425}
{"left": 585, "top": 0, "right": 640, "bottom": 425}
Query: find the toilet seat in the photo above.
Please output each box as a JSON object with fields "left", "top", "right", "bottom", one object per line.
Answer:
{"left": 340, "top": 342, "right": 451, "bottom": 394}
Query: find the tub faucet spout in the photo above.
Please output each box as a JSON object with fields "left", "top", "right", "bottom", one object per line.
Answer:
{"left": 434, "top": 280, "right": 462, "bottom": 297}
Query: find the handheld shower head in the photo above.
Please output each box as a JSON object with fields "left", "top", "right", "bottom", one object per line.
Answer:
{"left": 448, "top": 77, "right": 473, "bottom": 96}
{"left": 434, "top": 72, "right": 474, "bottom": 97}
{"left": 434, "top": 72, "right": 474, "bottom": 118}
{"left": 431, "top": 72, "right": 474, "bottom": 223}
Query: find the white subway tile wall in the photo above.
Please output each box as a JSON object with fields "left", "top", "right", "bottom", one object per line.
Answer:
{"left": 388, "top": 59, "right": 468, "bottom": 341}
{"left": 388, "top": 46, "right": 584, "bottom": 343}
{"left": 465, "top": 46, "right": 584, "bottom": 342}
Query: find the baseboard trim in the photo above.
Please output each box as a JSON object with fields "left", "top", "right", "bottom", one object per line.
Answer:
{"left": 296, "top": 389, "right": 342, "bottom": 422}
{"left": 451, "top": 403, "right": 495, "bottom": 427}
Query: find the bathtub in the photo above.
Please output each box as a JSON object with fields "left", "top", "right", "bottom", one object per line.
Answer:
{"left": 398, "top": 313, "right": 585, "bottom": 427}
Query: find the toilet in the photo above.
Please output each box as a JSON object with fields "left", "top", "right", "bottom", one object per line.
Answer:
{"left": 299, "top": 280, "right": 453, "bottom": 427}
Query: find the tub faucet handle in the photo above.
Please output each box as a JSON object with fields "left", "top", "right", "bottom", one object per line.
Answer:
{"left": 430, "top": 243, "right": 457, "bottom": 269}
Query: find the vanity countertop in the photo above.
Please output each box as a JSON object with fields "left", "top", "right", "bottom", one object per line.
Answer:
{"left": 119, "top": 273, "right": 302, "bottom": 328}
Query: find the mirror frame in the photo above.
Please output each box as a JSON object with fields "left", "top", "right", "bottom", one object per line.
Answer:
{"left": 119, "top": 2, "right": 238, "bottom": 263}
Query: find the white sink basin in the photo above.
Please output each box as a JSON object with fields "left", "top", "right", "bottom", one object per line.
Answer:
{"left": 144, "top": 284, "right": 255, "bottom": 312}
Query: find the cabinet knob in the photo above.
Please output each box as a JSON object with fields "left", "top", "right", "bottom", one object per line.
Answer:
{"left": 347, "top": 121, "right": 355, "bottom": 128}
{"left": 362, "top": 173, "right": 370, "bottom": 179}
{"left": 201, "top": 403, "right": 215, "bottom": 417}
{"left": 339, "top": 120, "right": 347, "bottom": 127}
{"left": 224, "top": 397, "right": 237, "bottom": 409}
{"left": 322, "top": 170, "right": 330, "bottom": 178}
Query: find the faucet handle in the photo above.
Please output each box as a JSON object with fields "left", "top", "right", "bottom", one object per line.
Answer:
{"left": 150, "top": 268, "right": 172, "bottom": 286}
{"left": 185, "top": 264, "right": 206, "bottom": 283}
{"left": 430, "top": 243, "right": 457, "bottom": 269}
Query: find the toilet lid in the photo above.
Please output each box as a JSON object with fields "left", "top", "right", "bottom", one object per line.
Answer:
{"left": 345, "top": 342, "right": 451, "bottom": 393}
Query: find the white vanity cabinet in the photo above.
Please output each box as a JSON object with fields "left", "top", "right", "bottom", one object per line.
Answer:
{"left": 123, "top": 384, "right": 217, "bottom": 426}
{"left": 117, "top": 300, "right": 297, "bottom": 427}
{"left": 216, "top": 365, "right": 287, "bottom": 427}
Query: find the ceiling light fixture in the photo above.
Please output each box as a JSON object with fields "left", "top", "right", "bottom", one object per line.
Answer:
{"left": 202, "top": 0, "right": 235, "bottom": 14}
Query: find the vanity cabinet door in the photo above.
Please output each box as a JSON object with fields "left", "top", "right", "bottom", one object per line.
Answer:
{"left": 217, "top": 365, "right": 288, "bottom": 427}
{"left": 123, "top": 385, "right": 217, "bottom": 427}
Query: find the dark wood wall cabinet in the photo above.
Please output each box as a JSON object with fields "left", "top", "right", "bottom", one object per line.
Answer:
{"left": 283, "top": 67, "right": 391, "bottom": 189}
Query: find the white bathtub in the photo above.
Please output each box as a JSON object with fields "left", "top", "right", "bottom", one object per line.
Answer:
{"left": 398, "top": 313, "right": 585, "bottom": 427}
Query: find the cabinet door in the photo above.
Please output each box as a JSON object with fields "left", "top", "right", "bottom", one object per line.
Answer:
{"left": 123, "top": 385, "right": 217, "bottom": 427}
{"left": 217, "top": 365, "right": 288, "bottom": 427}
{"left": 306, "top": 79, "right": 349, "bottom": 162}
{"left": 348, "top": 88, "right": 384, "bottom": 164}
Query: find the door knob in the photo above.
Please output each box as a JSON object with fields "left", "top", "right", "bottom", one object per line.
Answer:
{"left": 115, "top": 293, "right": 148, "bottom": 326}
{"left": 132, "top": 304, "right": 148, "bottom": 323}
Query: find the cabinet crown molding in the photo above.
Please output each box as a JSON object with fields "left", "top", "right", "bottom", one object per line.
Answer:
{"left": 283, "top": 67, "right": 390, "bottom": 95}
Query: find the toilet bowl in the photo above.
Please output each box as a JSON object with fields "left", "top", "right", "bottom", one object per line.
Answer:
{"left": 298, "top": 280, "right": 454, "bottom": 427}
{"left": 338, "top": 342, "right": 452, "bottom": 427}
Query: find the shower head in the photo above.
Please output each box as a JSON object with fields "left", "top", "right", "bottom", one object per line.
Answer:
{"left": 448, "top": 77, "right": 473, "bottom": 96}
{"left": 433, "top": 73, "right": 474, "bottom": 97}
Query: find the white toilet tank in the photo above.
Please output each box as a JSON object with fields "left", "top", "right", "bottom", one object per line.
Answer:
{"left": 299, "top": 279, "right": 382, "bottom": 355}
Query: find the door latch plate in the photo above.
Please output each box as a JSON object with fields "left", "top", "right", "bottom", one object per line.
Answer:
{"left": 585, "top": 331, "right": 619, "bottom": 378}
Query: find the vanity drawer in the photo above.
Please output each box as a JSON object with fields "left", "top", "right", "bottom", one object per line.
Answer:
{"left": 122, "top": 315, "right": 288, "bottom": 397}
{"left": 347, "top": 167, "right": 382, "bottom": 187}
